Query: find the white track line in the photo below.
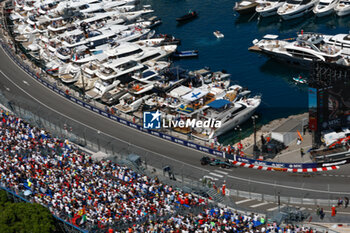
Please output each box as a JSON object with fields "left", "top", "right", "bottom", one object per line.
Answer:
{"left": 250, "top": 202, "right": 269, "bottom": 208}
{"left": 236, "top": 199, "right": 253, "bottom": 204}
{"left": 214, "top": 169, "right": 229, "bottom": 175}
{"left": 209, "top": 172, "right": 224, "bottom": 178}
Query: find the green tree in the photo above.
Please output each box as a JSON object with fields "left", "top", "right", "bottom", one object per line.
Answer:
{"left": 0, "top": 190, "right": 56, "bottom": 233}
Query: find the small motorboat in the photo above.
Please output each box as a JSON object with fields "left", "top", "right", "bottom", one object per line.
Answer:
{"left": 213, "top": 31, "right": 224, "bottom": 38}
{"left": 176, "top": 10, "right": 198, "bottom": 22}
{"left": 172, "top": 50, "right": 199, "bottom": 58}
{"left": 293, "top": 76, "right": 307, "bottom": 84}
{"left": 313, "top": 0, "right": 339, "bottom": 17}
{"left": 148, "top": 16, "right": 162, "bottom": 28}
{"left": 234, "top": 0, "right": 258, "bottom": 14}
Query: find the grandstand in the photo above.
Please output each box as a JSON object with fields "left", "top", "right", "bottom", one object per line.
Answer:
{"left": 0, "top": 107, "right": 321, "bottom": 232}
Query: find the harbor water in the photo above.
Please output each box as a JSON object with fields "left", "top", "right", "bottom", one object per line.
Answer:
{"left": 142, "top": 0, "right": 350, "bottom": 145}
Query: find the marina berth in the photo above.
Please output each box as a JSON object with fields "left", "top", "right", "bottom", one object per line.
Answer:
{"left": 277, "top": 0, "right": 318, "bottom": 20}
{"left": 313, "top": 0, "right": 339, "bottom": 17}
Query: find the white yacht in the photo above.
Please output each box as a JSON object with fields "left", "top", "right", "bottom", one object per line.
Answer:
{"left": 256, "top": 0, "right": 286, "bottom": 17}
{"left": 95, "top": 59, "right": 143, "bottom": 81}
{"left": 322, "top": 33, "right": 350, "bottom": 56}
{"left": 114, "top": 93, "right": 150, "bottom": 113}
{"left": 74, "top": 61, "right": 102, "bottom": 91}
{"left": 313, "top": 0, "right": 339, "bottom": 16}
{"left": 59, "top": 63, "right": 81, "bottom": 84}
{"left": 277, "top": 0, "right": 318, "bottom": 20}
{"left": 251, "top": 34, "right": 342, "bottom": 66}
{"left": 192, "top": 96, "right": 261, "bottom": 140}
{"left": 334, "top": 0, "right": 350, "bottom": 16}
{"left": 85, "top": 79, "right": 121, "bottom": 99}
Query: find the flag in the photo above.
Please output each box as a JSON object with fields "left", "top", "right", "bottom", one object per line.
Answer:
{"left": 79, "top": 214, "right": 87, "bottom": 225}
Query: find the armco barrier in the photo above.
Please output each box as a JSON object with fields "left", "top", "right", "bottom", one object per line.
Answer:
{"left": 0, "top": 42, "right": 323, "bottom": 170}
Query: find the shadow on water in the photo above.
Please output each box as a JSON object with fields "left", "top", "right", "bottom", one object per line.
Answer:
{"left": 256, "top": 15, "right": 281, "bottom": 32}
{"left": 234, "top": 13, "right": 258, "bottom": 25}
{"left": 278, "top": 13, "right": 316, "bottom": 33}
{"left": 259, "top": 59, "right": 307, "bottom": 77}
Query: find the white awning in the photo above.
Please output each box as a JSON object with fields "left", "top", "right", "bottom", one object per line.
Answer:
{"left": 263, "top": 34, "right": 279, "bottom": 39}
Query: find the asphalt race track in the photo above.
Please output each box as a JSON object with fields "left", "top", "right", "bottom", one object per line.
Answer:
{"left": 0, "top": 47, "right": 349, "bottom": 200}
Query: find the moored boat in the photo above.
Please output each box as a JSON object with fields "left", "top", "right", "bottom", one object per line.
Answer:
{"left": 213, "top": 31, "right": 224, "bottom": 38}
{"left": 234, "top": 0, "right": 258, "bottom": 14}
{"left": 176, "top": 10, "right": 198, "bottom": 22}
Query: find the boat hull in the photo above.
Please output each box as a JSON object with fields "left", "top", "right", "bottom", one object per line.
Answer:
{"left": 235, "top": 4, "right": 258, "bottom": 14}
{"left": 335, "top": 8, "right": 350, "bottom": 16}
{"left": 259, "top": 49, "right": 313, "bottom": 67}
{"left": 256, "top": 3, "right": 284, "bottom": 17}
{"left": 278, "top": 4, "right": 315, "bottom": 20}
{"left": 214, "top": 105, "right": 258, "bottom": 137}
{"left": 313, "top": 8, "right": 335, "bottom": 17}
{"left": 258, "top": 8, "right": 279, "bottom": 17}
{"left": 176, "top": 12, "right": 198, "bottom": 22}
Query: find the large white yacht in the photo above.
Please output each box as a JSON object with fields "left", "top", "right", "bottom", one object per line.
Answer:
{"left": 277, "top": 0, "right": 318, "bottom": 20}
{"left": 191, "top": 96, "right": 261, "bottom": 140}
{"left": 251, "top": 34, "right": 342, "bottom": 66}
{"left": 322, "top": 33, "right": 350, "bottom": 56}
{"left": 95, "top": 59, "right": 144, "bottom": 81}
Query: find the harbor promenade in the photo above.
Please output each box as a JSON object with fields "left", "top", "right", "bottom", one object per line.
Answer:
{"left": 240, "top": 113, "right": 315, "bottom": 164}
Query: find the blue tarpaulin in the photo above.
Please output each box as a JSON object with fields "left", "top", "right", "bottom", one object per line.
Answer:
{"left": 207, "top": 99, "right": 231, "bottom": 109}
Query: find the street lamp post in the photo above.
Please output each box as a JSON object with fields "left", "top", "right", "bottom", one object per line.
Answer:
{"left": 234, "top": 125, "right": 242, "bottom": 143}
{"left": 234, "top": 126, "right": 242, "bottom": 155}
{"left": 251, "top": 115, "right": 259, "bottom": 156}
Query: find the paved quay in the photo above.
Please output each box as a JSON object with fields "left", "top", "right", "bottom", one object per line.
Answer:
{"left": 240, "top": 113, "right": 316, "bottom": 164}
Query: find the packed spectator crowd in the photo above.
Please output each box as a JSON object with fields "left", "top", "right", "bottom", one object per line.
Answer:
{"left": 0, "top": 108, "right": 316, "bottom": 232}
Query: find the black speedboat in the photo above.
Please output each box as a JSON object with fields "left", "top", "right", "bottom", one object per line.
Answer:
{"left": 176, "top": 10, "right": 198, "bottom": 22}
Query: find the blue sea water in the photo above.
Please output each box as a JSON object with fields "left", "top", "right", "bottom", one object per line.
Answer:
{"left": 142, "top": 0, "right": 350, "bottom": 144}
